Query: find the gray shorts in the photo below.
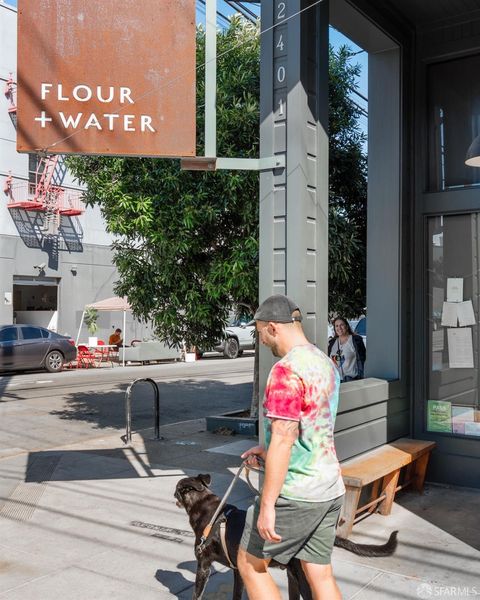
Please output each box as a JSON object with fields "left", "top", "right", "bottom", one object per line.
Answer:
{"left": 240, "top": 494, "right": 344, "bottom": 565}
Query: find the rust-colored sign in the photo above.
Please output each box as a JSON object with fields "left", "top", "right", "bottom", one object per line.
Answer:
{"left": 17, "top": 0, "right": 196, "bottom": 157}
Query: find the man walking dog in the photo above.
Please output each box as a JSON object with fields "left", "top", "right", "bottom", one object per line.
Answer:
{"left": 238, "top": 294, "right": 345, "bottom": 600}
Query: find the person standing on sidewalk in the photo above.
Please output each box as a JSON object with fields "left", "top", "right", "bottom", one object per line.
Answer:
{"left": 238, "top": 294, "right": 345, "bottom": 600}
{"left": 328, "top": 316, "right": 366, "bottom": 382}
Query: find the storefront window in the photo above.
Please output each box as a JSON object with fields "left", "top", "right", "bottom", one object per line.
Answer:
{"left": 428, "top": 54, "right": 480, "bottom": 192}
{"left": 427, "top": 213, "right": 480, "bottom": 436}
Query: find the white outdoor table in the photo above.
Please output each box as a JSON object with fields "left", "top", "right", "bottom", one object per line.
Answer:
{"left": 79, "top": 343, "right": 117, "bottom": 349}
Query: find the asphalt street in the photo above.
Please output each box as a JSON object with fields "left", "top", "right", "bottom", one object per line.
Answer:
{"left": 0, "top": 355, "right": 254, "bottom": 459}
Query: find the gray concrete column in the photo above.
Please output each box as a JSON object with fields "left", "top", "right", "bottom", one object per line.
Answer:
{"left": 366, "top": 48, "right": 401, "bottom": 380}
{"left": 259, "top": 0, "right": 330, "bottom": 400}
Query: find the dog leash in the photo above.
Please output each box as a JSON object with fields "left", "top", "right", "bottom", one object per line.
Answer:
{"left": 196, "top": 459, "right": 263, "bottom": 560}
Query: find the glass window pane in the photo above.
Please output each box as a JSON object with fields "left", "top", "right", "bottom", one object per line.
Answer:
{"left": 428, "top": 55, "right": 480, "bottom": 191}
{"left": 426, "top": 213, "right": 480, "bottom": 437}
{"left": 355, "top": 318, "right": 366, "bottom": 336}
{"left": 28, "top": 153, "right": 44, "bottom": 185}
{"left": 0, "top": 327, "right": 18, "bottom": 342}
{"left": 21, "top": 326, "right": 43, "bottom": 340}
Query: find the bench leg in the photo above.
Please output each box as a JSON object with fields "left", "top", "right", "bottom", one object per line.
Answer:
{"left": 413, "top": 453, "right": 430, "bottom": 493}
{"left": 368, "top": 479, "right": 381, "bottom": 513}
{"left": 378, "top": 469, "right": 400, "bottom": 516}
{"left": 404, "top": 463, "right": 414, "bottom": 487}
{"left": 337, "top": 486, "right": 361, "bottom": 538}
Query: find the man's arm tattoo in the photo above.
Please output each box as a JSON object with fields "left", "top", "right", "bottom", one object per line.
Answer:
{"left": 271, "top": 418, "right": 299, "bottom": 441}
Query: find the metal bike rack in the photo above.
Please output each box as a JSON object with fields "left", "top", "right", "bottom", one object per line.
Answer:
{"left": 124, "top": 377, "right": 161, "bottom": 443}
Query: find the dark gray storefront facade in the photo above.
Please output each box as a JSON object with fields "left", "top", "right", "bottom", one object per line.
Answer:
{"left": 259, "top": 0, "right": 480, "bottom": 488}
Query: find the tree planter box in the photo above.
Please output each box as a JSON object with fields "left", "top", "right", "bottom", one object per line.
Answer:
{"left": 206, "top": 410, "right": 258, "bottom": 436}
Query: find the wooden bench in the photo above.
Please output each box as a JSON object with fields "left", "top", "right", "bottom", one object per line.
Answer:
{"left": 338, "top": 438, "right": 436, "bottom": 538}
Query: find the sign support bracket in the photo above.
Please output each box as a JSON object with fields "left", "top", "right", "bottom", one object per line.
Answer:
{"left": 182, "top": 0, "right": 283, "bottom": 172}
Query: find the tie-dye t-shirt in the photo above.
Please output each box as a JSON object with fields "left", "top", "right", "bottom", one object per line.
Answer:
{"left": 263, "top": 344, "right": 345, "bottom": 502}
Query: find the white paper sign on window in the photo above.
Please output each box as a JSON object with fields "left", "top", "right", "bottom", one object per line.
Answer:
{"left": 464, "top": 422, "right": 480, "bottom": 436}
{"left": 446, "top": 278, "right": 463, "bottom": 302}
{"left": 447, "top": 327, "right": 474, "bottom": 368}
{"left": 457, "top": 300, "right": 476, "bottom": 327}
{"left": 441, "top": 302, "right": 458, "bottom": 327}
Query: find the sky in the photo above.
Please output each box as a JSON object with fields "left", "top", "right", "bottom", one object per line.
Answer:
{"left": 3, "top": 0, "right": 366, "bottom": 85}
{"left": 330, "top": 27, "right": 368, "bottom": 133}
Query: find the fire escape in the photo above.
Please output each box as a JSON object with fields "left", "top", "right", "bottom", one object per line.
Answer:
{"left": 3, "top": 73, "right": 85, "bottom": 237}
{"left": 4, "top": 73, "right": 17, "bottom": 128}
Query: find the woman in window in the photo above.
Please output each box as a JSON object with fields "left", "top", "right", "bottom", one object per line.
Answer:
{"left": 328, "top": 317, "right": 366, "bottom": 382}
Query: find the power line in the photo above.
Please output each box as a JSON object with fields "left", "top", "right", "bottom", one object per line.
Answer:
{"left": 197, "top": 1, "right": 258, "bottom": 27}
{"left": 197, "top": 0, "right": 230, "bottom": 27}
{"left": 198, "top": 0, "right": 231, "bottom": 27}
{"left": 224, "top": 1, "right": 258, "bottom": 23}
{"left": 350, "top": 87, "right": 368, "bottom": 103}
{"left": 351, "top": 100, "right": 368, "bottom": 118}
{"left": 236, "top": 2, "right": 259, "bottom": 20}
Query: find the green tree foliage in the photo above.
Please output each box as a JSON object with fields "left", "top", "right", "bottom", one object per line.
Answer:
{"left": 328, "top": 46, "right": 367, "bottom": 317}
{"left": 84, "top": 307, "right": 98, "bottom": 336}
{"left": 67, "top": 20, "right": 366, "bottom": 349}
{"left": 67, "top": 18, "right": 260, "bottom": 350}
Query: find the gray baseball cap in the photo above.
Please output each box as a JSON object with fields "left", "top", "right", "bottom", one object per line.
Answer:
{"left": 254, "top": 294, "right": 302, "bottom": 323}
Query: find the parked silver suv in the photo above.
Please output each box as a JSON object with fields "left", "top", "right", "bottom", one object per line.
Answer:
{"left": 214, "top": 317, "right": 255, "bottom": 359}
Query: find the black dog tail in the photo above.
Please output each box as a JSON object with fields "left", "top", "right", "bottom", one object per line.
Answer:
{"left": 334, "top": 530, "right": 398, "bottom": 557}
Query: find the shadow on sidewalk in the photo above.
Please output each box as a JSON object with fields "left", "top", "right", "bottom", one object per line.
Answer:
{"left": 38, "top": 377, "right": 254, "bottom": 485}
{"left": 49, "top": 378, "right": 252, "bottom": 431}
{"left": 24, "top": 441, "right": 256, "bottom": 490}
{"left": 24, "top": 447, "right": 155, "bottom": 482}
{"left": 0, "top": 372, "right": 18, "bottom": 402}
{"left": 155, "top": 561, "right": 197, "bottom": 597}
{"left": 395, "top": 483, "right": 480, "bottom": 551}
{"left": 154, "top": 560, "right": 230, "bottom": 599}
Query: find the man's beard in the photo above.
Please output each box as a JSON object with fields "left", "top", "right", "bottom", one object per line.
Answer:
{"left": 270, "top": 342, "right": 280, "bottom": 358}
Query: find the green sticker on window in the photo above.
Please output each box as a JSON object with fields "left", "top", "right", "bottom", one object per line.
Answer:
{"left": 427, "top": 400, "right": 452, "bottom": 433}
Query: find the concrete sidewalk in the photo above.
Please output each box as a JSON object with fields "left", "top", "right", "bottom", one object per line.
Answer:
{"left": 0, "top": 420, "right": 478, "bottom": 599}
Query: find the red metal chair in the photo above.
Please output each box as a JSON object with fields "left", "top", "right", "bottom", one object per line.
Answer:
{"left": 94, "top": 340, "right": 114, "bottom": 366}
{"left": 77, "top": 345, "right": 98, "bottom": 369}
{"left": 94, "top": 339, "right": 106, "bottom": 359}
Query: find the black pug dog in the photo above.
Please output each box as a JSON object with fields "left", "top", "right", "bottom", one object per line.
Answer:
{"left": 175, "top": 473, "right": 398, "bottom": 600}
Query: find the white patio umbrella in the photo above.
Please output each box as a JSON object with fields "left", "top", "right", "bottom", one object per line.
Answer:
{"left": 75, "top": 296, "right": 132, "bottom": 366}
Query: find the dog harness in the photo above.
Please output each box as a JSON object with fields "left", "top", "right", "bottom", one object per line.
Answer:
{"left": 196, "top": 459, "right": 262, "bottom": 566}
{"left": 219, "top": 508, "right": 236, "bottom": 569}
{"left": 195, "top": 508, "right": 237, "bottom": 568}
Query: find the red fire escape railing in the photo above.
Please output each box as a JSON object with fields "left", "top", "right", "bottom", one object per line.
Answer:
{"left": 4, "top": 73, "right": 16, "bottom": 114}
{"left": 4, "top": 172, "right": 85, "bottom": 217}
{"left": 3, "top": 74, "right": 85, "bottom": 222}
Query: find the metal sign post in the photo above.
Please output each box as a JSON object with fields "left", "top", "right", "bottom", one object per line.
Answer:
{"left": 181, "top": 0, "right": 285, "bottom": 172}
{"left": 205, "top": 0, "right": 217, "bottom": 159}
